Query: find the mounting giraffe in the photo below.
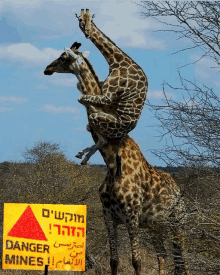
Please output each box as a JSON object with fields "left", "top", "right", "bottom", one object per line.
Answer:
{"left": 72, "top": 9, "right": 148, "bottom": 165}
{"left": 44, "top": 42, "right": 190, "bottom": 275}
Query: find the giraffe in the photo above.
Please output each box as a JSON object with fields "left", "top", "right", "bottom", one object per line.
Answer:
{"left": 72, "top": 9, "right": 148, "bottom": 165}
{"left": 44, "top": 42, "right": 190, "bottom": 275}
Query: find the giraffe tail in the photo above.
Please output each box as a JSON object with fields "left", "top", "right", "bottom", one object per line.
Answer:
{"left": 115, "top": 153, "right": 122, "bottom": 177}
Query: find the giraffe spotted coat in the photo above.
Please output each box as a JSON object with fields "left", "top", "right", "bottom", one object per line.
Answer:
{"left": 78, "top": 10, "right": 148, "bottom": 139}
{"left": 44, "top": 40, "right": 189, "bottom": 275}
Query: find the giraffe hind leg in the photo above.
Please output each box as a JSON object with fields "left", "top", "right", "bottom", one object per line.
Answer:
{"left": 151, "top": 235, "right": 167, "bottom": 275}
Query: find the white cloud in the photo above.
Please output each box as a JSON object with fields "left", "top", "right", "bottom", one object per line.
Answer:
{"left": 148, "top": 90, "right": 175, "bottom": 100}
{"left": 0, "top": 43, "right": 62, "bottom": 66}
{"left": 35, "top": 84, "right": 49, "bottom": 90}
{"left": 191, "top": 55, "right": 220, "bottom": 88}
{"left": 0, "top": 106, "right": 14, "bottom": 113}
{"left": 38, "top": 104, "right": 80, "bottom": 115}
{"left": 1, "top": 0, "right": 166, "bottom": 49}
{"left": 0, "top": 96, "right": 28, "bottom": 104}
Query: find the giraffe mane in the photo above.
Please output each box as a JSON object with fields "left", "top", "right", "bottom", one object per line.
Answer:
{"left": 80, "top": 54, "right": 102, "bottom": 92}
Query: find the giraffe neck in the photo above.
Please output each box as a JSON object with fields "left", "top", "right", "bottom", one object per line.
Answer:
{"left": 73, "top": 59, "right": 101, "bottom": 96}
{"left": 88, "top": 21, "right": 132, "bottom": 68}
{"left": 72, "top": 57, "right": 118, "bottom": 167}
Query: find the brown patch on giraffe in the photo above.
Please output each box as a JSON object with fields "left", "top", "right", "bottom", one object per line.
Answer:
{"left": 109, "top": 77, "right": 119, "bottom": 86}
{"left": 127, "top": 150, "right": 131, "bottom": 158}
{"left": 120, "top": 61, "right": 129, "bottom": 67}
{"left": 140, "top": 75, "right": 146, "bottom": 81}
{"left": 139, "top": 92, "right": 146, "bottom": 98}
{"left": 128, "top": 66, "right": 137, "bottom": 75}
{"left": 125, "top": 194, "right": 132, "bottom": 202}
{"left": 144, "top": 193, "right": 152, "bottom": 201}
{"left": 134, "top": 97, "right": 143, "bottom": 105}
{"left": 127, "top": 165, "right": 134, "bottom": 175}
{"left": 121, "top": 150, "right": 127, "bottom": 159}
{"left": 114, "top": 53, "right": 124, "bottom": 63}
{"left": 128, "top": 79, "right": 137, "bottom": 88}
{"left": 123, "top": 179, "right": 130, "bottom": 188}
{"left": 119, "top": 78, "right": 127, "bottom": 87}
{"left": 133, "top": 200, "right": 138, "bottom": 206}
{"left": 152, "top": 194, "right": 161, "bottom": 204}
{"left": 109, "top": 57, "right": 115, "bottom": 65}
{"left": 108, "top": 85, "right": 117, "bottom": 93}
{"left": 133, "top": 162, "right": 138, "bottom": 170}
{"left": 137, "top": 81, "right": 145, "bottom": 89}
{"left": 111, "top": 70, "right": 118, "bottom": 77}
{"left": 122, "top": 187, "right": 129, "bottom": 193}
{"left": 122, "top": 163, "right": 127, "bottom": 175}
{"left": 118, "top": 194, "right": 124, "bottom": 201}
{"left": 93, "top": 86, "right": 99, "bottom": 94}
{"left": 91, "top": 81, "right": 96, "bottom": 88}
{"left": 119, "top": 68, "right": 128, "bottom": 77}
{"left": 125, "top": 57, "right": 132, "bottom": 64}
{"left": 139, "top": 170, "right": 144, "bottom": 181}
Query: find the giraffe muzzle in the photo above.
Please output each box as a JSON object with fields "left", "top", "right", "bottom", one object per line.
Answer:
{"left": 44, "top": 69, "right": 53, "bottom": 75}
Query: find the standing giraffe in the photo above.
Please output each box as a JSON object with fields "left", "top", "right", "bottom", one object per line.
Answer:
{"left": 72, "top": 9, "right": 148, "bottom": 165}
{"left": 44, "top": 42, "right": 189, "bottom": 275}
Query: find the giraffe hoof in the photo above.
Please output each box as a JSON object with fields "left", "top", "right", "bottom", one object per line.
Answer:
{"left": 80, "top": 159, "right": 88, "bottom": 165}
{"left": 75, "top": 152, "right": 84, "bottom": 159}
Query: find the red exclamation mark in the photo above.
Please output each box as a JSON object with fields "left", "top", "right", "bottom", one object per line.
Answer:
{"left": 49, "top": 224, "right": 51, "bottom": 234}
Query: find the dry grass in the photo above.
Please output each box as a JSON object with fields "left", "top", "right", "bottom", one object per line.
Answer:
{"left": 0, "top": 158, "right": 220, "bottom": 274}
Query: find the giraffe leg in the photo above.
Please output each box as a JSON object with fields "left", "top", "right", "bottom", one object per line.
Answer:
{"left": 79, "top": 112, "right": 127, "bottom": 165}
{"left": 172, "top": 224, "right": 190, "bottom": 275}
{"left": 151, "top": 235, "right": 167, "bottom": 275}
{"left": 105, "top": 219, "right": 119, "bottom": 275}
{"left": 75, "top": 145, "right": 94, "bottom": 159}
{"left": 80, "top": 133, "right": 107, "bottom": 165}
{"left": 126, "top": 222, "right": 141, "bottom": 275}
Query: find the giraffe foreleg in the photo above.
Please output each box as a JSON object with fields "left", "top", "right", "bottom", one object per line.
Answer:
{"left": 80, "top": 133, "right": 107, "bottom": 165}
{"left": 75, "top": 145, "right": 96, "bottom": 159}
{"left": 105, "top": 219, "right": 119, "bottom": 275}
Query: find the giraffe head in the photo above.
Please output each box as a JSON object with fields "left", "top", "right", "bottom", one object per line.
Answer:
{"left": 76, "top": 9, "right": 93, "bottom": 38}
{"left": 44, "top": 42, "right": 90, "bottom": 76}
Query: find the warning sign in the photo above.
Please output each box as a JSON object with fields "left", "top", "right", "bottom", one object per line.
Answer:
{"left": 3, "top": 203, "right": 86, "bottom": 271}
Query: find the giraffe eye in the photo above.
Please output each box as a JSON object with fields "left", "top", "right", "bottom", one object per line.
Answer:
{"left": 60, "top": 57, "right": 66, "bottom": 62}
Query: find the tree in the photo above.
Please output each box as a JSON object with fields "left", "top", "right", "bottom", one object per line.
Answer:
{"left": 22, "top": 141, "right": 64, "bottom": 163}
{"left": 137, "top": 3, "right": 220, "bottom": 272}
{"left": 148, "top": 71, "right": 220, "bottom": 168}
{"left": 137, "top": 1, "right": 220, "bottom": 169}
{"left": 138, "top": 1, "right": 220, "bottom": 70}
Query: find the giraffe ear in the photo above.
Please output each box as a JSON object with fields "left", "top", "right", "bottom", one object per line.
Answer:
{"left": 70, "top": 42, "right": 82, "bottom": 50}
{"left": 82, "top": 51, "right": 90, "bottom": 58}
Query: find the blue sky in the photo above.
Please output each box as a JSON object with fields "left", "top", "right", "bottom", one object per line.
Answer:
{"left": 1, "top": 0, "right": 219, "bottom": 166}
